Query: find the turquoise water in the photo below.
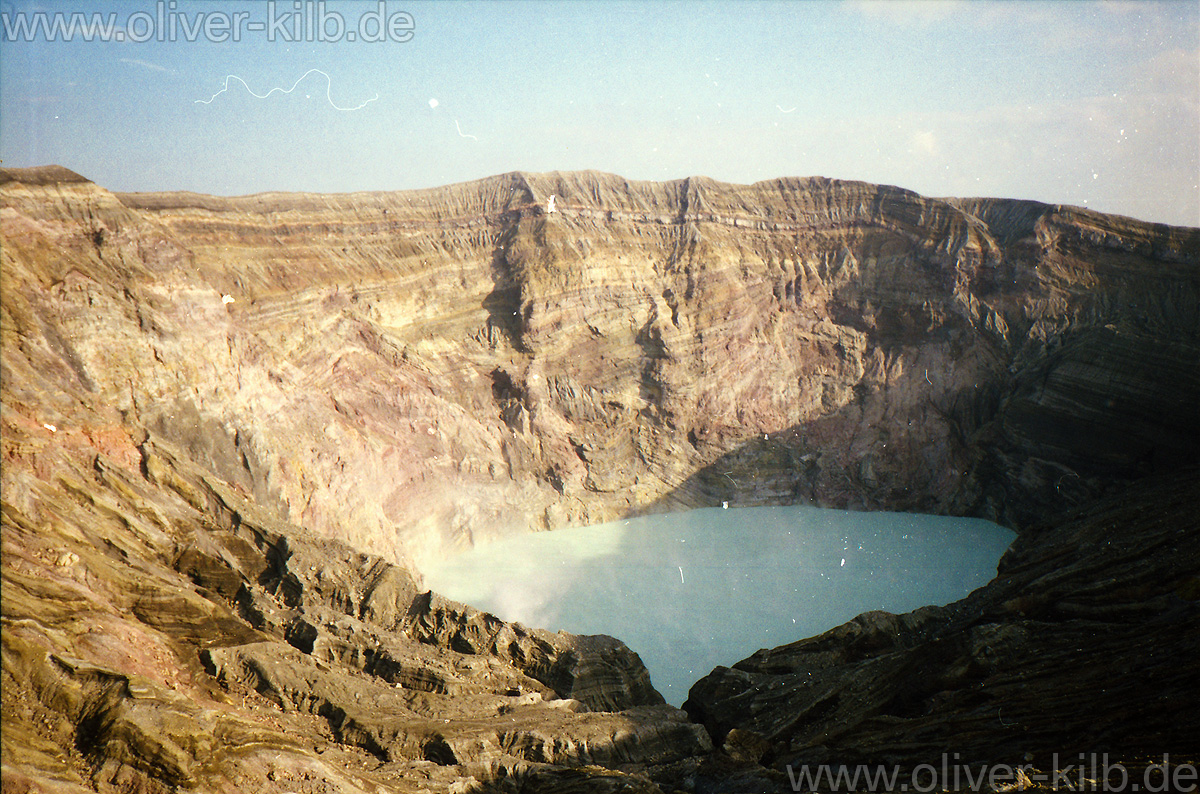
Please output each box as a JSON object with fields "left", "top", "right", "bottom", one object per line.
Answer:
{"left": 422, "top": 505, "right": 1015, "bottom": 706}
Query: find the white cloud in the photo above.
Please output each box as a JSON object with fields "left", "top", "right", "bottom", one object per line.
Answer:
{"left": 909, "top": 130, "right": 938, "bottom": 157}
{"left": 848, "top": 82, "right": 1197, "bottom": 223}
{"left": 119, "top": 58, "right": 170, "bottom": 73}
{"left": 1128, "top": 47, "right": 1200, "bottom": 97}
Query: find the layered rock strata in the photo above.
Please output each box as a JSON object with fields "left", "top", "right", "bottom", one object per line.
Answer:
{"left": 7, "top": 166, "right": 1198, "bottom": 568}
{"left": 3, "top": 165, "right": 1198, "bottom": 792}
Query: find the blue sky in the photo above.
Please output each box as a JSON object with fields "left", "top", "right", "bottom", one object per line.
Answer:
{"left": 2, "top": 0, "right": 1197, "bottom": 226}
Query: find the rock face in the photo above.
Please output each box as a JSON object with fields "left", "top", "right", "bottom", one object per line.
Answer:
{"left": 3, "top": 165, "right": 1198, "bottom": 792}
{"left": 2, "top": 417, "right": 706, "bottom": 793}
{"left": 6, "top": 167, "right": 1198, "bottom": 566}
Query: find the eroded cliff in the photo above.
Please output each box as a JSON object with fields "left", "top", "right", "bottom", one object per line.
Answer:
{"left": 7, "top": 167, "right": 1197, "bottom": 562}
{"left": 3, "top": 165, "right": 1198, "bottom": 792}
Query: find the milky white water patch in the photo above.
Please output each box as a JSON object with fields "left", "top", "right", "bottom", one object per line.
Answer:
{"left": 423, "top": 505, "right": 1015, "bottom": 706}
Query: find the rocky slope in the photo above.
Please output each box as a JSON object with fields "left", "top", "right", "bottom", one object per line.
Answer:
{"left": 3, "top": 164, "right": 1198, "bottom": 792}
{"left": 2, "top": 427, "right": 707, "bottom": 793}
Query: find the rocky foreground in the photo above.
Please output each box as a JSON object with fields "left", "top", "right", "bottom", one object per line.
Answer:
{"left": 2, "top": 165, "right": 1198, "bottom": 792}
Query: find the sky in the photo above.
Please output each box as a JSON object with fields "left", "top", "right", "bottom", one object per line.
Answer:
{"left": 2, "top": 0, "right": 1198, "bottom": 227}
